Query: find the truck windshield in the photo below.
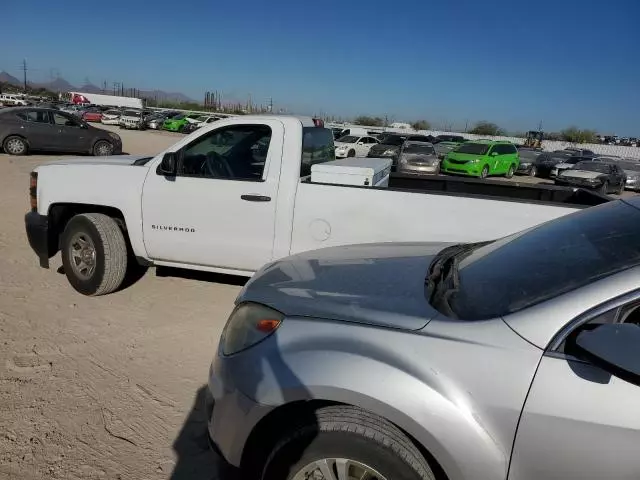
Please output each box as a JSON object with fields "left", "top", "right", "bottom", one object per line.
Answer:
{"left": 455, "top": 143, "right": 490, "bottom": 155}
{"left": 428, "top": 200, "right": 640, "bottom": 320}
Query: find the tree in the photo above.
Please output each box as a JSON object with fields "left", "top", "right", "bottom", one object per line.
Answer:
{"left": 560, "top": 127, "right": 597, "bottom": 144}
{"left": 353, "top": 115, "right": 384, "bottom": 127}
{"left": 469, "top": 121, "right": 504, "bottom": 136}
{"left": 411, "top": 120, "right": 431, "bottom": 131}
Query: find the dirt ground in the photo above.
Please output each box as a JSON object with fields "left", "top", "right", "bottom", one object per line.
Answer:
{"left": 0, "top": 126, "right": 242, "bottom": 480}
{"left": 1, "top": 124, "right": 637, "bottom": 480}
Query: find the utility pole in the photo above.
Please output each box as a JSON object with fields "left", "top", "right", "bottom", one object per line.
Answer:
{"left": 21, "top": 59, "right": 28, "bottom": 92}
{"left": 102, "top": 81, "right": 107, "bottom": 93}
{"left": 269, "top": 97, "right": 273, "bottom": 113}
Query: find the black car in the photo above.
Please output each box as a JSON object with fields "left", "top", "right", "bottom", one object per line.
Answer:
{"left": 0, "top": 107, "right": 122, "bottom": 156}
{"left": 515, "top": 148, "right": 544, "bottom": 176}
{"left": 367, "top": 134, "right": 434, "bottom": 170}
{"left": 554, "top": 161, "right": 626, "bottom": 195}
{"left": 534, "top": 150, "right": 577, "bottom": 178}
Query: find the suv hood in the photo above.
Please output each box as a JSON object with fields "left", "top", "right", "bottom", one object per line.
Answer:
{"left": 239, "top": 242, "right": 454, "bottom": 330}
{"left": 37, "top": 155, "right": 151, "bottom": 168}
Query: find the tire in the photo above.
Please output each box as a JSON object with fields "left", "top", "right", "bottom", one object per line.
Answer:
{"left": 60, "top": 213, "right": 128, "bottom": 296}
{"left": 529, "top": 165, "right": 537, "bottom": 177}
{"left": 347, "top": 149, "right": 356, "bottom": 157}
{"left": 505, "top": 164, "right": 515, "bottom": 178}
{"left": 93, "top": 140, "right": 114, "bottom": 156}
{"left": 600, "top": 181, "right": 609, "bottom": 195}
{"left": 617, "top": 182, "right": 625, "bottom": 195}
{"left": 480, "top": 165, "right": 489, "bottom": 179}
{"left": 3, "top": 135, "right": 28, "bottom": 155}
{"left": 262, "top": 406, "right": 435, "bottom": 480}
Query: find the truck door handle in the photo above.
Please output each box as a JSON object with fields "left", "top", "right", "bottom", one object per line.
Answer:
{"left": 241, "top": 194, "right": 271, "bottom": 202}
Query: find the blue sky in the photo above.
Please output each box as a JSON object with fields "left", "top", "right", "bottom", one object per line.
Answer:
{"left": 1, "top": 0, "right": 639, "bottom": 134}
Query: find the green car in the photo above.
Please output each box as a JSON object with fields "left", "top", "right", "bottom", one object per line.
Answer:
{"left": 441, "top": 140, "right": 519, "bottom": 178}
{"left": 163, "top": 113, "right": 200, "bottom": 132}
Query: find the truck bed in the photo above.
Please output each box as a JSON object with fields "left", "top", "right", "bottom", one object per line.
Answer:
{"left": 291, "top": 173, "right": 609, "bottom": 256}
{"left": 387, "top": 173, "right": 609, "bottom": 207}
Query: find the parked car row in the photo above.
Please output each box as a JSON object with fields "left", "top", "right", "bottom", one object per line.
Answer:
{"left": 0, "top": 106, "right": 122, "bottom": 156}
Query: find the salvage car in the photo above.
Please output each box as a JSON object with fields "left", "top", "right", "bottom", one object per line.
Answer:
{"left": 162, "top": 114, "right": 191, "bottom": 132}
{"left": 555, "top": 161, "right": 626, "bottom": 194}
{"left": 397, "top": 141, "right": 441, "bottom": 174}
{"left": 441, "top": 140, "right": 520, "bottom": 178}
{"left": 119, "top": 110, "right": 145, "bottom": 130}
{"left": 515, "top": 148, "right": 543, "bottom": 176}
{"left": 334, "top": 135, "right": 379, "bottom": 158}
{"left": 433, "top": 140, "right": 460, "bottom": 159}
{"left": 616, "top": 160, "right": 640, "bottom": 191}
{"left": 550, "top": 154, "right": 596, "bottom": 178}
{"left": 367, "top": 134, "right": 432, "bottom": 170}
{"left": 24, "top": 115, "right": 608, "bottom": 296}
{"left": 205, "top": 195, "right": 640, "bottom": 480}
{"left": 100, "top": 109, "right": 121, "bottom": 125}
{"left": 1, "top": 107, "right": 121, "bottom": 156}
{"left": 81, "top": 107, "right": 103, "bottom": 123}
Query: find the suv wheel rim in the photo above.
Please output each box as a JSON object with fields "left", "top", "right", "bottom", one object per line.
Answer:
{"left": 292, "top": 458, "right": 387, "bottom": 480}
{"left": 6, "top": 138, "right": 25, "bottom": 154}
{"left": 68, "top": 233, "right": 97, "bottom": 280}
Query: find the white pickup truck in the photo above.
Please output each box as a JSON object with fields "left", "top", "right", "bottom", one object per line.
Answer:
{"left": 25, "top": 115, "right": 608, "bottom": 296}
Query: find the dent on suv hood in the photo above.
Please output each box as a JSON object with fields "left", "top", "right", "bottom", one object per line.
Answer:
{"left": 239, "top": 242, "right": 453, "bottom": 330}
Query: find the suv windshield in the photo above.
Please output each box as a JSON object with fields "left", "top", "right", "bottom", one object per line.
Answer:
{"left": 379, "top": 135, "right": 406, "bottom": 146}
{"left": 455, "top": 143, "right": 490, "bottom": 155}
{"left": 574, "top": 162, "right": 609, "bottom": 173}
{"left": 403, "top": 144, "right": 435, "bottom": 154}
{"left": 428, "top": 200, "right": 640, "bottom": 320}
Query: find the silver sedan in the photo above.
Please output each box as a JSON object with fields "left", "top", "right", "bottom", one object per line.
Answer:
{"left": 206, "top": 196, "right": 640, "bottom": 480}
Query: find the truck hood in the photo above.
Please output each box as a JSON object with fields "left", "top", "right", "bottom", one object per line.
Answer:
{"left": 37, "top": 155, "right": 152, "bottom": 168}
{"left": 239, "top": 242, "right": 455, "bottom": 331}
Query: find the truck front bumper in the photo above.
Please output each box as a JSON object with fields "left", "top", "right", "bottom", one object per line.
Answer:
{"left": 25, "top": 212, "right": 52, "bottom": 268}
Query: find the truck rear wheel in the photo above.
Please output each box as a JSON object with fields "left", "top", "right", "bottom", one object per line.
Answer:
{"left": 60, "top": 213, "right": 128, "bottom": 296}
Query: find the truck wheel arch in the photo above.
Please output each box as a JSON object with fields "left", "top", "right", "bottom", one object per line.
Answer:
{"left": 47, "top": 203, "right": 129, "bottom": 254}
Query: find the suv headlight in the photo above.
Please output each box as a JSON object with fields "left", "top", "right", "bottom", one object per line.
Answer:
{"left": 221, "top": 303, "right": 283, "bottom": 355}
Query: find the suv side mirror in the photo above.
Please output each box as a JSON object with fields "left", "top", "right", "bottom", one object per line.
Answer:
{"left": 157, "top": 152, "right": 177, "bottom": 176}
{"left": 574, "top": 323, "right": 640, "bottom": 387}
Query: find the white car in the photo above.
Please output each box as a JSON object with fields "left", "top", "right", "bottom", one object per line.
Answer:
{"left": 334, "top": 135, "right": 379, "bottom": 158}
{"left": 0, "top": 94, "right": 28, "bottom": 106}
{"left": 192, "top": 115, "right": 220, "bottom": 128}
{"left": 101, "top": 109, "right": 121, "bottom": 125}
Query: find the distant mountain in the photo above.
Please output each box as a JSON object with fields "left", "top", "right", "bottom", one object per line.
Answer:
{"left": 77, "top": 83, "right": 104, "bottom": 94}
{"left": 0, "top": 71, "right": 21, "bottom": 86}
{"left": 0, "top": 71, "right": 195, "bottom": 102}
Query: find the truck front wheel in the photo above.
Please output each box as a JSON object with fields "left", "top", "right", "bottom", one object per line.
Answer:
{"left": 60, "top": 213, "right": 128, "bottom": 296}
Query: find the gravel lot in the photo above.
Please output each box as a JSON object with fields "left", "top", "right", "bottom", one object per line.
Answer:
{"left": 0, "top": 126, "right": 239, "bottom": 480}
{"left": 1, "top": 125, "right": 637, "bottom": 480}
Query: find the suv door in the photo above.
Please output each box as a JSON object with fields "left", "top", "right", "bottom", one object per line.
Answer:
{"left": 505, "top": 144, "right": 519, "bottom": 174}
{"left": 141, "top": 120, "right": 284, "bottom": 272}
{"left": 509, "top": 294, "right": 640, "bottom": 479}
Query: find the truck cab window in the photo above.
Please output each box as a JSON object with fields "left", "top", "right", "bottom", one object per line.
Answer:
{"left": 301, "top": 127, "right": 335, "bottom": 177}
{"left": 179, "top": 124, "right": 271, "bottom": 180}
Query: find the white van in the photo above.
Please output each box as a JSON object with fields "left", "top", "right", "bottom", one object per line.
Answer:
{"left": 336, "top": 127, "right": 368, "bottom": 139}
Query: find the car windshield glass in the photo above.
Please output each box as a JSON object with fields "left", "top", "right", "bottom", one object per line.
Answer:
{"left": 123, "top": 110, "right": 140, "bottom": 117}
{"left": 575, "top": 162, "right": 609, "bottom": 173}
{"left": 567, "top": 156, "right": 585, "bottom": 164}
{"left": 428, "top": 201, "right": 640, "bottom": 320}
{"left": 455, "top": 143, "right": 490, "bottom": 155}
{"left": 337, "top": 135, "right": 358, "bottom": 143}
{"left": 619, "top": 162, "right": 640, "bottom": 172}
{"left": 403, "top": 144, "right": 435, "bottom": 154}
{"left": 379, "top": 135, "right": 406, "bottom": 146}
{"left": 172, "top": 114, "right": 184, "bottom": 120}
{"left": 105, "top": 110, "right": 120, "bottom": 115}
{"left": 519, "top": 150, "right": 541, "bottom": 161}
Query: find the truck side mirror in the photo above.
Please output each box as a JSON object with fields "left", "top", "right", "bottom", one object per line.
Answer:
{"left": 157, "top": 152, "right": 177, "bottom": 176}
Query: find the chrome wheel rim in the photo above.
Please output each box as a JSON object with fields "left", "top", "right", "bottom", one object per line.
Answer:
{"left": 292, "top": 458, "right": 387, "bottom": 480}
{"left": 95, "top": 142, "right": 113, "bottom": 156}
{"left": 6, "top": 138, "right": 25, "bottom": 154}
{"left": 68, "top": 232, "right": 97, "bottom": 280}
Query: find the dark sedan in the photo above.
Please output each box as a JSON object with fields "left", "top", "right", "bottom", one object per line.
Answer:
{"left": 515, "top": 148, "right": 544, "bottom": 176}
{"left": 534, "top": 150, "right": 574, "bottom": 177}
{"left": 0, "top": 107, "right": 122, "bottom": 156}
{"left": 554, "top": 161, "right": 626, "bottom": 195}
